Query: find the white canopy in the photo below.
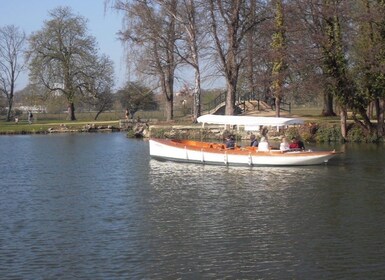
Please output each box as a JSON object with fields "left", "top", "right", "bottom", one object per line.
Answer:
{"left": 197, "top": 114, "right": 304, "bottom": 131}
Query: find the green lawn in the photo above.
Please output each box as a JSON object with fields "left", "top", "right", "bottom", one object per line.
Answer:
{"left": 0, "top": 119, "right": 120, "bottom": 134}
{"left": 0, "top": 106, "right": 344, "bottom": 134}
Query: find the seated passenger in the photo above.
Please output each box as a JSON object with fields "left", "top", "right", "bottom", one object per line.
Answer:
{"left": 225, "top": 135, "right": 236, "bottom": 149}
{"left": 280, "top": 137, "right": 290, "bottom": 151}
{"left": 258, "top": 136, "right": 269, "bottom": 151}
{"left": 289, "top": 137, "right": 305, "bottom": 150}
{"left": 250, "top": 134, "right": 258, "bottom": 147}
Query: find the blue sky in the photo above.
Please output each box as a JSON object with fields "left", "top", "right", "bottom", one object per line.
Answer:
{"left": 0, "top": 0, "right": 126, "bottom": 90}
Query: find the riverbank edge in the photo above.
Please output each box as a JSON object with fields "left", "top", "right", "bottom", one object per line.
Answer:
{"left": 1, "top": 119, "right": 382, "bottom": 143}
{"left": 0, "top": 124, "right": 122, "bottom": 135}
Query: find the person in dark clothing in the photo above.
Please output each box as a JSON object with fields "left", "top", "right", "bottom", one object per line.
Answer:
{"left": 225, "top": 135, "right": 236, "bottom": 149}
{"left": 28, "top": 111, "right": 33, "bottom": 124}
{"left": 250, "top": 134, "right": 258, "bottom": 147}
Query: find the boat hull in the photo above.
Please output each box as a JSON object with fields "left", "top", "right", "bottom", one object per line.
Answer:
{"left": 149, "top": 139, "right": 340, "bottom": 166}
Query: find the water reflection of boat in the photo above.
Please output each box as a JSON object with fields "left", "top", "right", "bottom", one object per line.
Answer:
{"left": 149, "top": 139, "right": 340, "bottom": 166}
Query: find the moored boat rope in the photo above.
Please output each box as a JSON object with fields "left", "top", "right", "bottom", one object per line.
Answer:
{"left": 224, "top": 151, "right": 228, "bottom": 165}
{"left": 201, "top": 148, "right": 205, "bottom": 162}
{"left": 248, "top": 153, "right": 252, "bottom": 166}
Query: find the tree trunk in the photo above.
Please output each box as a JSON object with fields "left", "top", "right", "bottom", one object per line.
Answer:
{"left": 68, "top": 102, "right": 76, "bottom": 120}
{"left": 271, "top": 0, "right": 285, "bottom": 119}
{"left": 246, "top": 34, "right": 255, "bottom": 98}
{"left": 245, "top": 0, "right": 256, "bottom": 99}
{"left": 163, "top": 1, "right": 177, "bottom": 122}
{"left": 208, "top": 0, "right": 242, "bottom": 116}
{"left": 192, "top": 68, "right": 201, "bottom": 123}
{"left": 94, "top": 111, "right": 101, "bottom": 121}
{"left": 224, "top": 39, "right": 238, "bottom": 116}
{"left": 6, "top": 97, "right": 13, "bottom": 122}
{"left": 377, "top": 98, "right": 385, "bottom": 136}
{"left": 225, "top": 80, "right": 236, "bottom": 115}
{"left": 165, "top": 97, "right": 173, "bottom": 121}
{"left": 5, "top": 80, "right": 15, "bottom": 122}
{"left": 275, "top": 97, "right": 281, "bottom": 118}
{"left": 185, "top": 0, "right": 201, "bottom": 123}
{"left": 368, "top": 101, "right": 374, "bottom": 119}
{"left": 340, "top": 106, "right": 347, "bottom": 141}
{"left": 322, "top": 92, "right": 336, "bottom": 116}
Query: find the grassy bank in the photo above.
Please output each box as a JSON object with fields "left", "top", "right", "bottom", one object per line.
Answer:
{"left": 0, "top": 119, "right": 120, "bottom": 134}
{"left": 1, "top": 106, "right": 378, "bottom": 143}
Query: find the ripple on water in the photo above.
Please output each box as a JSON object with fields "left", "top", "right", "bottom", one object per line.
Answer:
{"left": 1, "top": 135, "right": 385, "bottom": 279}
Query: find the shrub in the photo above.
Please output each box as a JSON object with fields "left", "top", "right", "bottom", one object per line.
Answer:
{"left": 347, "top": 125, "right": 366, "bottom": 142}
{"left": 284, "top": 127, "right": 300, "bottom": 141}
{"left": 284, "top": 123, "right": 342, "bottom": 143}
{"left": 346, "top": 124, "right": 381, "bottom": 143}
{"left": 314, "top": 124, "right": 341, "bottom": 143}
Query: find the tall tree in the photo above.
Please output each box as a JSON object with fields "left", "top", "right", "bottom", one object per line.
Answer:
{"left": 293, "top": 0, "right": 337, "bottom": 116}
{"left": 117, "top": 81, "right": 157, "bottom": 119}
{"left": 245, "top": 0, "right": 256, "bottom": 98}
{"left": 160, "top": 0, "right": 205, "bottom": 122}
{"left": 207, "top": 0, "right": 266, "bottom": 115}
{"left": 184, "top": 0, "right": 202, "bottom": 122}
{"left": 109, "top": 0, "right": 179, "bottom": 121}
{"left": 0, "top": 25, "right": 26, "bottom": 121}
{"left": 239, "top": 4, "right": 273, "bottom": 104}
{"left": 26, "top": 7, "right": 113, "bottom": 121}
{"left": 270, "top": 0, "right": 286, "bottom": 117}
{"left": 320, "top": 0, "right": 353, "bottom": 138}
{"left": 352, "top": 0, "right": 385, "bottom": 137}
{"left": 81, "top": 55, "right": 115, "bottom": 120}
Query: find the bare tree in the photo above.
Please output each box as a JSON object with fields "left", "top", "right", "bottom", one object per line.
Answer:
{"left": 244, "top": 0, "right": 257, "bottom": 99}
{"left": 270, "top": 0, "right": 286, "bottom": 117}
{"left": 109, "top": 0, "right": 179, "bottom": 121}
{"left": 117, "top": 81, "right": 157, "bottom": 119}
{"left": 292, "top": 0, "right": 351, "bottom": 117}
{"left": 352, "top": 0, "right": 385, "bottom": 137}
{"left": 160, "top": 0, "right": 206, "bottom": 122}
{"left": 27, "top": 7, "right": 113, "bottom": 121}
{"left": 207, "top": 0, "right": 266, "bottom": 115}
{"left": 0, "top": 25, "right": 26, "bottom": 121}
{"left": 281, "top": 1, "right": 324, "bottom": 105}
{"left": 81, "top": 55, "right": 115, "bottom": 120}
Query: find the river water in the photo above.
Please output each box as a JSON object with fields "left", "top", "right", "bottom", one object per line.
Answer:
{"left": 0, "top": 133, "right": 384, "bottom": 279}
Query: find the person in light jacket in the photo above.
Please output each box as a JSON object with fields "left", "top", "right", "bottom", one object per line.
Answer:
{"left": 280, "top": 137, "right": 290, "bottom": 152}
{"left": 258, "top": 136, "right": 269, "bottom": 151}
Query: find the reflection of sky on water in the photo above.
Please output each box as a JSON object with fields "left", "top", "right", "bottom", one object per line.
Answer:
{"left": 2, "top": 135, "right": 385, "bottom": 279}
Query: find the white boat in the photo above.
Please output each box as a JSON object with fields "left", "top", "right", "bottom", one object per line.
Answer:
{"left": 149, "top": 138, "right": 341, "bottom": 166}
{"left": 149, "top": 115, "right": 341, "bottom": 166}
